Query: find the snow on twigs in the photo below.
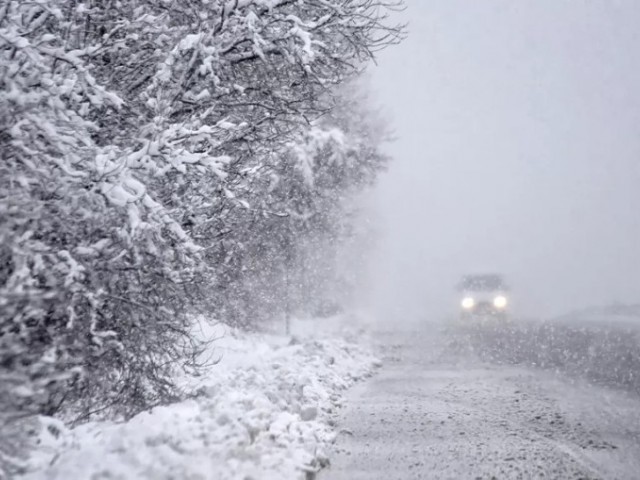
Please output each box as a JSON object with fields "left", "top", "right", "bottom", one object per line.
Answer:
{"left": 22, "top": 316, "right": 379, "bottom": 480}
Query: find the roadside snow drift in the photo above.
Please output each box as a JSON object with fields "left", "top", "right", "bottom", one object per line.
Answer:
{"left": 22, "top": 317, "right": 380, "bottom": 480}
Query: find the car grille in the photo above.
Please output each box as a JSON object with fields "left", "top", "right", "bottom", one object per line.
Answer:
{"left": 475, "top": 302, "right": 494, "bottom": 312}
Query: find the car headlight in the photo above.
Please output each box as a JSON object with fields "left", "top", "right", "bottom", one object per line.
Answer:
{"left": 461, "top": 297, "right": 475, "bottom": 309}
{"left": 493, "top": 295, "right": 507, "bottom": 309}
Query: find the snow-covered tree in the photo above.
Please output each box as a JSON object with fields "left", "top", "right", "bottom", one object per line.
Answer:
{"left": 0, "top": 3, "right": 209, "bottom": 463}
{"left": 0, "top": 0, "right": 404, "bottom": 473}
{"left": 209, "top": 81, "right": 393, "bottom": 324}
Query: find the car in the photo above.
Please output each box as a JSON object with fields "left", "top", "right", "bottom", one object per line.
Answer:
{"left": 457, "top": 274, "right": 509, "bottom": 321}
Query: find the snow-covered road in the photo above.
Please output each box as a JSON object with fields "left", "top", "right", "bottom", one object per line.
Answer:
{"left": 322, "top": 321, "right": 640, "bottom": 479}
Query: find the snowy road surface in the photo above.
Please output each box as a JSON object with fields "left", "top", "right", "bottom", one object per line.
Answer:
{"left": 322, "top": 320, "right": 640, "bottom": 480}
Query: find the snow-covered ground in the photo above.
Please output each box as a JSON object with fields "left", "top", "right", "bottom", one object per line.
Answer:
{"left": 20, "top": 314, "right": 380, "bottom": 480}
{"left": 322, "top": 320, "right": 640, "bottom": 479}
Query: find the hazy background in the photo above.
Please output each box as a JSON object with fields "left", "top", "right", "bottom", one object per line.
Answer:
{"left": 367, "top": 0, "right": 640, "bottom": 321}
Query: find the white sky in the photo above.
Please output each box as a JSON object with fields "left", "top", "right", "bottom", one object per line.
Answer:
{"left": 367, "top": 0, "right": 640, "bottom": 320}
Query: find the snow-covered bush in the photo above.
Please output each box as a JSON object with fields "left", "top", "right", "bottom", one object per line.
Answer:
{"left": 0, "top": 0, "right": 404, "bottom": 474}
{"left": 213, "top": 83, "right": 392, "bottom": 324}
{"left": 0, "top": 4, "right": 210, "bottom": 474}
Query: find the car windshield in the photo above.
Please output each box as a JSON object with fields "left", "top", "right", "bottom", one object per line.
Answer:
{"left": 459, "top": 275, "right": 505, "bottom": 292}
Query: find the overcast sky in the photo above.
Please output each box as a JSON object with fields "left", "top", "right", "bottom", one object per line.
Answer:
{"left": 367, "top": 0, "right": 640, "bottom": 320}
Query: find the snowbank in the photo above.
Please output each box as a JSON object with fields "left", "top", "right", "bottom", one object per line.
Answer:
{"left": 554, "top": 304, "right": 640, "bottom": 328}
{"left": 21, "top": 314, "right": 379, "bottom": 480}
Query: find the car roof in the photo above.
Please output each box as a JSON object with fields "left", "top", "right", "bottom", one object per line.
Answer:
{"left": 458, "top": 274, "right": 506, "bottom": 291}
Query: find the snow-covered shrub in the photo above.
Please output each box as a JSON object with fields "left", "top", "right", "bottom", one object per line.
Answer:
{"left": 0, "top": 3, "right": 206, "bottom": 472}
{"left": 210, "top": 84, "right": 393, "bottom": 324}
{"left": 0, "top": 0, "right": 404, "bottom": 474}
{"left": 69, "top": 0, "right": 403, "bottom": 327}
